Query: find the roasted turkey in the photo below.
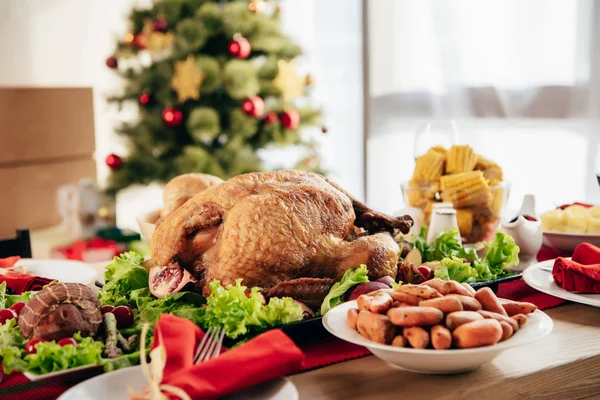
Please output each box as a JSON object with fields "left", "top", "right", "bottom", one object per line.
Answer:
{"left": 149, "top": 170, "right": 413, "bottom": 308}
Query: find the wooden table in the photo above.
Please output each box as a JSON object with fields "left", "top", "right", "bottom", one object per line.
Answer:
{"left": 291, "top": 304, "right": 600, "bottom": 400}
{"left": 86, "top": 264, "right": 600, "bottom": 400}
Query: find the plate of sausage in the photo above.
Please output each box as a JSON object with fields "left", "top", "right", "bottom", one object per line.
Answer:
{"left": 322, "top": 279, "right": 553, "bottom": 374}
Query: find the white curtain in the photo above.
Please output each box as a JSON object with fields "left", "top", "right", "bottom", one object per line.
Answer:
{"left": 366, "top": 0, "right": 600, "bottom": 214}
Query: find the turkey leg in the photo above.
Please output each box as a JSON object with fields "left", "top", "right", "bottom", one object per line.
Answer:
{"left": 266, "top": 278, "right": 336, "bottom": 311}
{"left": 325, "top": 178, "right": 413, "bottom": 235}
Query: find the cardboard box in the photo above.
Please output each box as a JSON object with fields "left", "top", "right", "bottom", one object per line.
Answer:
{"left": 0, "top": 87, "right": 96, "bottom": 237}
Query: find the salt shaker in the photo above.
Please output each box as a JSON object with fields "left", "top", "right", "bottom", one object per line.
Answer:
{"left": 427, "top": 208, "right": 462, "bottom": 246}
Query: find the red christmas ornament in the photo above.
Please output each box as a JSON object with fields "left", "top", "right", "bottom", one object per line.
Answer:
{"left": 228, "top": 37, "right": 251, "bottom": 59}
{"left": 241, "top": 96, "right": 264, "bottom": 117}
{"left": 162, "top": 107, "right": 183, "bottom": 127}
{"left": 264, "top": 112, "right": 278, "bottom": 124}
{"left": 280, "top": 110, "right": 300, "bottom": 129}
{"left": 105, "top": 154, "right": 123, "bottom": 170}
{"left": 152, "top": 18, "right": 168, "bottom": 32}
{"left": 133, "top": 34, "right": 147, "bottom": 50}
{"left": 139, "top": 92, "right": 151, "bottom": 105}
{"left": 105, "top": 56, "right": 118, "bottom": 69}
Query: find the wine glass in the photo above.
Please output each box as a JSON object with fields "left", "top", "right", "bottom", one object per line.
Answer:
{"left": 596, "top": 141, "right": 600, "bottom": 189}
{"left": 413, "top": 120, "right": 461, "bottom": 158}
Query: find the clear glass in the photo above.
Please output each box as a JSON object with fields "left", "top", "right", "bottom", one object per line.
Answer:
{"left": 401, "top": 181, "right": 510, "bottom": 244}
{"left": 596, "top": 142, "right": 600, "bottom": 188}
{"left": 413, "top": 120, "right": 461, "bottom": 158}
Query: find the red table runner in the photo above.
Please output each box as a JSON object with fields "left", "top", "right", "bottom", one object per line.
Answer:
{"left": 0, "top": 248, "right": 570, "bottom": 400}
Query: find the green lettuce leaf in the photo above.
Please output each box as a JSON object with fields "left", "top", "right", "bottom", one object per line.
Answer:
{"left": 258, "top": 297, "right": 305, "bottom": 326}
{"left": 0, "top": 323, "right": 103, "bottom": 375}
{"left": 202, "top": 279, "right": 303, "bottom": 339}
{"left": 22, "top": 333, "right": 104, "bottom": 375}
{"left": 409, "top": 226, "right": 429, "bottom": 260}
{"left": 137, "top": 292, "right": 206, "bottom": 327}
{"left": 426, "top": 229, "right": 463, "bottom": 261}
{"left": 434, "top": 257, "right": 478, "bottom": 283}
{"left": 0, "top": 319, "right": 27, "bottom": 374}
{"left": 0, "top": 282, "right": 6, "bottom": 308}
{"left": 320, "top": 264, "right": 369, "bottom": 315}
{"left": 100, "top": 252, "right": 149, "bottom": 306}
{"left": 483, "top": 232, "right": 520, "bottom": 276}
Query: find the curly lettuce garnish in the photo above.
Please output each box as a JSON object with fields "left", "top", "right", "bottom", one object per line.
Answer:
{"left": 100, "top": 252, "right": 149, "bottom": 306}
{"left": 413, "top": 228, "right": 519, "bottom": 283}
{"left": 320, "top": 264, "right": 369, "bottom": 315}
{"left": 201, "top": 279, "right": 304, "bottom": 339}
{"left": 0, "top": 321, "right": 103, "bottom": 375}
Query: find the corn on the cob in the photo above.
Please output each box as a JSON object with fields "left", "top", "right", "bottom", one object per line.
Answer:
{"left": 440, "top": 171, "right": 491, "bottom": 208}
{"left": 445, "top": 145, "right": 478, "bottom": 174}
{"left": 411, "top": 150, "right": 445, "bottom": 182}
{"left": 489, "top": 187, "right": 505, "bottom": 215}
{"left": 475, "top": 155, "right": 504, "bottom": 185}
{"left": 456, "top": 208, "right": 474, "bottom": 235}
{"left": 429, "top": 146, "right": 448, "bottom": 160}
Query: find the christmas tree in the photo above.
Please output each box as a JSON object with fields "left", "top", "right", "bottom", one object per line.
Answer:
{"left": 105, "top": 0, "right": 324, "bottom": 194}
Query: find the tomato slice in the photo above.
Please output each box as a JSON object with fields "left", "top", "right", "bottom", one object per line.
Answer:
{"left": 0, "top": 256, "right": 20, "bottom": 268}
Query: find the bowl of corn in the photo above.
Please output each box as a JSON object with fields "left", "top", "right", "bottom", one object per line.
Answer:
{"left": 401, "top": 145, "right": 509, "bottom": 244}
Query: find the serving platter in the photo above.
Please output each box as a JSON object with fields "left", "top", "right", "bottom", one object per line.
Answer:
{"left": 542, "top": 231, "right": 600, "bottom": 253}
{"left": 470, "top": 272, "right": 522, "bottom": 292}
{"left": 24, "top": 364, "right": 103, "bottom": 382}
{"left": 15, "top": 259, "right": 97, "bottom": 286}
{"left": 523, "top": 259, "right": 600, "bottom": 308}
{"left": 323, "top": 299, "right": 553, "bottom": 374}
{"left": 57, "top": 365, "right": 299, "bottom": 400}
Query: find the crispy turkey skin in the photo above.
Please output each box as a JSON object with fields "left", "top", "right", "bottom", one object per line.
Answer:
{"left": 149, "top": 170, "right": 412, "bottom": 307}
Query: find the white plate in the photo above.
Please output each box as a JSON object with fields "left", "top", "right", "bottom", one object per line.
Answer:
{"left": 24, "top": 364, "right": 101, "bottom": 382}
{"left": 542, "top": 231, "right": 600, "bottom": 252}
{"left": 523, "top": 259, "right": 600, "bottom": 308}
{"left": 323, "top": 300, "right": 553, "bottom": 374}
{"left": 15, "top": 259, "right": 97, "bottom": 286}
{"left": 57, "top": 365, "right": 298, "bottom": 400}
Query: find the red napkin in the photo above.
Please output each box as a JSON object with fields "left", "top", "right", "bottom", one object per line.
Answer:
{"left": 552, "top": 243, "right": 600, "bottom": 293}
{"left": 0, "top": 256, "right": 53, "bottom": 294}
{"left": 558, "top": 202, "right": 592, "bottom": 210}
{"left": 151, "top": 314, "right": 304, "bottom": 400}
{"left": 55, "top": 238, "right": 121, "bottom": 261}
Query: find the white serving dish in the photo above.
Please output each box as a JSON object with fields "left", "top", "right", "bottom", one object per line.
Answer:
{"left": 323, "top": 300, "right": 553, "bottom": 374}
{"left": 542, "top": 231, "right": 600, "bottom": 253}
{"left": 58, "top": 365, "right": 298, "bottom": 400}
{"left": 135, "top": 209, "right": 161, "bottom": 241}
{"left": 24, "top": 364, "right": 101, "bottom": 382}
{"left": 523, "top": 258, "right": 600, "bottom": 308}
{"left": 15, "top": 259, "right": 97, "bottom": 286}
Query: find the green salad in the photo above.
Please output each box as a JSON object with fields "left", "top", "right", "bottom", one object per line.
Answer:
{"left": 407, "top": 227, "right": 520, "bottom": 283}
{"left": 0, "top": 228, "right": 518, "bottom": 377}
{"left": 0, "top": 251, "right": 320, "bottom": 376}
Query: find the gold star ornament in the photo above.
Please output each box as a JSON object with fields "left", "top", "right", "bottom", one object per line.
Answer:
{"left": 273, "top": 59, "right": 305, "bottom": 102}
{"left": 142, "top": 20, "right": 175, "bottom": 53}
{"left": 171, "top": 55, "right": 205, "bottom": 103}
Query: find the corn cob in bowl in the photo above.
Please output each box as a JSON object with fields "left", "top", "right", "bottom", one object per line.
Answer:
{"left": 401, "top": 146, "right": 509, "bottom": 243}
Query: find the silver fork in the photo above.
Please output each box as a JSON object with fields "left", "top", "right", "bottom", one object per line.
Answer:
{"left": 193, "top": 326, "right": 225, "bottom": 364}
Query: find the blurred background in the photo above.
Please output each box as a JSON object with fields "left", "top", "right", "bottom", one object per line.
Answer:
{"left": 0, "top": 0, "right": 599, "bottom": 248}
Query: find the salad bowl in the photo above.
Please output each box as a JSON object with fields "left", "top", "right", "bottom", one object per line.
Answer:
{"left": 323, "top": 300, "right": 553, "bottom": 374}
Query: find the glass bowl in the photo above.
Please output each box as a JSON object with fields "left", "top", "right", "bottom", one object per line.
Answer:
{"left": 401, "top": 181, "right": 510, "bottom": 244}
